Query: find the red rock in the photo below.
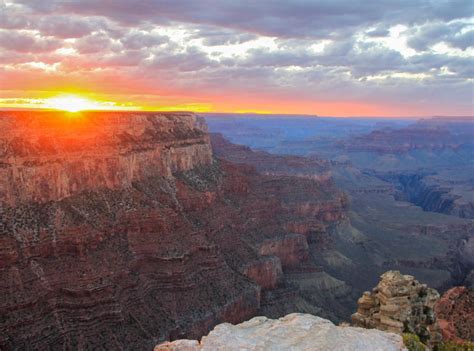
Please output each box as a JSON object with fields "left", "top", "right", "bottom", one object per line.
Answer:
{"left": 260, "top": 234, "right": 309, "bottom": 268}
{"left": 435, "top": 286, "right": 474, "bottom": 343}
{"left": 0, "top": 111, "right": 346, "bottom": 349}
{"left": 243, "top": 256, "right": 283, "bottom": 289}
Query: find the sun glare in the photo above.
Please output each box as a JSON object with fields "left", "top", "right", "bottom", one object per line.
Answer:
{"left": 46, "top": 95, "right": 104, "bottom": 112}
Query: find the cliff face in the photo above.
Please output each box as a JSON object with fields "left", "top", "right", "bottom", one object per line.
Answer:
{"left": 401, "top": 174, "right": 474, "bottom": 219}
{"left": 0, "top": 111, "right": 212, "bottom": 205}
{"left": 338, "top": 127, "right": 470, "bottom": 154}
{"left": 0, "top": 111, "right": 345, "bottom": 350}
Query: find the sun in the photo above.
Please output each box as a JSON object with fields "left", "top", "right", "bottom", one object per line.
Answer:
{"left": 46, "top": 95, "right": 103, "bottom": 112}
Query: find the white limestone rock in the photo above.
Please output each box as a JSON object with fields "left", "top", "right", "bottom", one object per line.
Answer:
{"left": 155, "top": 313, "right": 407, "bottom": 351}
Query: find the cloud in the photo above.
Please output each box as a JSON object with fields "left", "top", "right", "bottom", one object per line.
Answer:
{"left": 15, "top": 0, "right": 474, "bottom": 38}
{"left": 407, "top": 21, "right": 474, "bottom": 51}
{"left": 1, "top": 0, "right": 473, "bottom": 116}
{"left": 366, "top": 28, "right": 390, "bottom": 37}
{"left": 148, "top": 46, "right": 217, "bottom": 72}
{"left": 74, "top": 31, "right": 118, "bottom": 54}
{"left": 0, "top": 30, "right": 61, "bottom": 53}
{"left": 36, "top": 16, "right": 103, "bottom": 39}
{"left": 121, "top": 31, "right": 169, "bottom": 50}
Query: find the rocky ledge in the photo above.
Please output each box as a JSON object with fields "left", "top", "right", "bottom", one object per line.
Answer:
{"left": 155, "top": 313, "right": 406, "bottom": 351}
{"left": 352, "top": 270, "right": 441, "bottom": 346}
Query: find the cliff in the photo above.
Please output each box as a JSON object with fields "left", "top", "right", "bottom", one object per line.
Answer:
{"left": 155, "top": 313, "right": 407, "bottom": 351}
{"left": 0, "top": 111, "right": 346, "bottom": 349}
{"left": 392, "top": 173, "right": 474, "bottom": 219}
{"left": 338, "top": 126, "right": 472, "bottom": 154}
{"left": 0, "top": 111, "right": 212, "bottom": 205}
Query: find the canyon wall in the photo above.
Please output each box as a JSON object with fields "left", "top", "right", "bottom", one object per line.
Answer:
{"left": 395, "top": 174, "right": 474, "bottom": 219}
{"left": 0, "top": 111, "right": 345, "bottom": 350}
{"left": 0, "top": 111, "right": 212, "bottom": 205}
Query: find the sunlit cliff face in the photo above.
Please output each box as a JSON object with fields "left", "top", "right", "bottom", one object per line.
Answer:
{"left": 0, "top": 1, "right": 472, "bottom": 116}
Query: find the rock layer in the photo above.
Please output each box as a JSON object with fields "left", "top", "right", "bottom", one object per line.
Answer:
{"left": 0, "top": 111, "right": 212, "bottom": 205}
{"left": 0, "top": 111, "right": 346, "bottom": 349}
{"left": 155, "top": 313, "right": 407, "bottom": 351}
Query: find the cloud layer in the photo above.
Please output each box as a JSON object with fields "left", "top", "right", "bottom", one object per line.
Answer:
{"left": 0, "top": 0, "right": 473, "bottom": 115}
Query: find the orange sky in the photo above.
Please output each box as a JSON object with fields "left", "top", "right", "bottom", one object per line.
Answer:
{"left": 0, "top": 1, "right": 473, "bottom": 117}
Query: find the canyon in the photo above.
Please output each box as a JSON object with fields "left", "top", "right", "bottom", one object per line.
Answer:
{"left": 1, "top": 111, "right": 472, "bottom": 350}
{"left": 207, "top": 114, "right": 474, "bottom": 292}
{"left": 0, "top": 111, "right": 346, "bottom": 349}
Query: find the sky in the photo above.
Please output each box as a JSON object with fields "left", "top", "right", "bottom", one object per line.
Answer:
{"left": 0, "top": 0, "right": 473, "bottom": 116}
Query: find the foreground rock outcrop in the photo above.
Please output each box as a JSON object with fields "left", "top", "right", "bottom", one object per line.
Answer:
{"left": 352, "top": 271, "right": 441, "bottom": 345}
{"left": 435, "top": 286, "right": 474, "bottom": 343}
{"left": 155, "top": 313, "right": 407, "bottom": 351}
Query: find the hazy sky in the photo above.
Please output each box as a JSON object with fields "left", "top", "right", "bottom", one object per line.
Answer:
{"left": 0, "top": 0, "right": 473, "bottom": 116}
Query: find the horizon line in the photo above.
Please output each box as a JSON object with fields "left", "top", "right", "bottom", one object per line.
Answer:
{"left": 0, "top": 108, "right": 473, "bottom": 120}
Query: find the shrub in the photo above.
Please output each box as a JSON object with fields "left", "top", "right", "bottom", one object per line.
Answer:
{"left": 436, "top": 341, "right": 474, "bottom": 351}
{"left": 403, "top": 333, "right": 426, "bottom": 351}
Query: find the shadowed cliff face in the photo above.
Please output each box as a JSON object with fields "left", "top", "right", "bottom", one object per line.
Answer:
{"left": 0, "top": 111, "right": 345, "bottom": 350}
{"left": 392, "top": 174, "right": 474, "bottom": 219}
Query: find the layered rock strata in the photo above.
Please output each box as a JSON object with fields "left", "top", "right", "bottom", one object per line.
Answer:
{"left": 0, "top": 111, "right": 345, "bottom": 349}
{"left": 155, "top": 313, "right": 407, "bottom": 351}
{"left": 0, "top": 111, "right": 212, "bottom": 205}
{"left": 339, "top": 126, "right": 470, "bottom": 154}
{"left": 352, "top": 271, "right": 441, "bottom": 345}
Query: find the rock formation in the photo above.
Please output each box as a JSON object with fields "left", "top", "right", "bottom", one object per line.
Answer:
{"left": 0, "top": 111, "right": 212, "bottom": 205}
{"left": 435, "top": 286, "right": 474, "bottom": 343}
{"left": 339, "top": 126, "right": 472, "bottom": 154}
{"left": 352, "top": 271, "right": 441, "bottom": 345}
{"left": 0, "top": 111, "right": 346, "bottom": 349}
{"left": 155, "top": 313, "right": 407, "bottom": 351}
